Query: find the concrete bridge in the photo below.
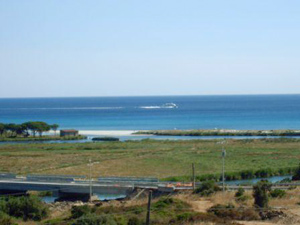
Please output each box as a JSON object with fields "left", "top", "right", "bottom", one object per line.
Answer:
{"left": 1, "top": 173, "right": 299, "bottom": 201}
{"left": 0, "top": 173, "right": 174, "bottom": 200}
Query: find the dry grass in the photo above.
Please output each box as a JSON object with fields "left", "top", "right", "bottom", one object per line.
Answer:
{"left": 0, "top": 139, "right": 299, "bottom": 180}
{"left": 270, "top": 187, "right": 300, "bottom": 209}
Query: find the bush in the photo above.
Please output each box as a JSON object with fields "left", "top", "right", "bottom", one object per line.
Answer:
{"left": 235, "top": 187, "right": 249, "bottom": 202}
{"left": 292, "top": 163, "right": 300, "bottom": 180}
{"left": 176, "top": 212, "right": 196, "bottom": 222}
{"left": 127, "top": 216, "right": 142, "bottom": 225}
{"left": 71, "top": 205, "right": 93, "bottom": 219}
{"left": 74, "top": 213, "right": 117, "bottom": 225}
{"left": 269, "top": 189, "right": 286, "bottom": 198}
{"left": 208, "top": 204, "right": 260, "bottom": 220}
{"left": 0, "top": 211, "right": 12, "bottom": 225}
{"left": 253, "top": 180, "right": 272, "bottom": 208}
{"left": 194, "top": 180, "right": 221, "bottom": 196}
{"left": 1, "top": 195, "right": 48, "bottom": 221}
{"left": 37, "top": 191, "right": 52, "bottom": 197}
{"left": 235, "top": 188, "right": 245, "bottom": 198}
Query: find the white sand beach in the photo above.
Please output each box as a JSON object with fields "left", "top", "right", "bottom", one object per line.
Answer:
{"left": 47, "top": 130, "right": 149, "bottom": 136}
{"left": 78, "top": 130, "right": 138, "bottom": 136}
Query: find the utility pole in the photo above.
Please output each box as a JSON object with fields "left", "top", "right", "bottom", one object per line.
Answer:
{"left": 192, "top": 163, "right": 195, "bottom": 190}
{"left": 222, "top": 146, "right": 226, "bottom": 192}
{"left": 89, "top": 158, "right": 92, "bottom": 201}
{"left": 146, "top": 190, "right": 152, "bottom": 225}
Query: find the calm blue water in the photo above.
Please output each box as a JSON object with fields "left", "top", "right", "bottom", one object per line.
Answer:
{"left": 0, "top": 95, "right": 300, "bottom": 130}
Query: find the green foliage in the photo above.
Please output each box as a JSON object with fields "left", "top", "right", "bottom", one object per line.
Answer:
{"left": 164, "top": 167, "right": 297, "bottom": 183}
{"left": 153, "top": 197, "right": 175, "bottom": 210}
{"left": 37, "top": 191, "right": 53, "bottom": 197}
{"left": 176, "top": 212, "right": 197, "bottom": 221}
{"left": 234, "top": 187, "right": 249, "bottom": 202}
{"left": 127, "top": 216, "right": 142, "bottom": 225}
{"left": 0, "top": 195, "right": 48, "bottom": 221}
{"left": 269, "top": 189, "right": 286, "bottom": 198}
{"left": 0, "top": 123, "right": 5, "bottom": 136}
{"left": 71, "top": 205, "right": 94, "bottom": 219}
{"left": 253, "top": 180, "right": 272, "bottom": 208}
{"left": 0, "top": 211, "right": 12, "bottom": 225}
{"left": 50, "top": 124, "right": 59, "bottom": 135}
{"left": 235, "top": 188, "right": 245, "bottom": 198}
{"left": 74, "top": 214, "right": 117, "bottom": 225}
{"left": 292, "top": 163, "right": 300, "bottom": 180}
{"left": 194, "top": 180, "right": 221, "bottom": 196}
{"left": 208, "top": 204, "right": 260, "bottom": 220}
{"left": 0, "top": 121, "right": 53, "bottom": 138}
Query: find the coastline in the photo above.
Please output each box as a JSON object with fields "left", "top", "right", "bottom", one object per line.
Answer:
{"left": 50, "top": 129, "right": 300, "bottom": 137}
{"left": 47, "top": 130, "right": 145, "bottom": 136}
{"left": 134, "top": 129, "right": 300, "bottom": 137}
{"left": 77, "top": 130, "right": 141, "bottom": 136}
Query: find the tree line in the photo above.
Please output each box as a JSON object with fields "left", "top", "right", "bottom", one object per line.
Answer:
{"left": 0, "top": 121, "right": 59, "bottom": 137}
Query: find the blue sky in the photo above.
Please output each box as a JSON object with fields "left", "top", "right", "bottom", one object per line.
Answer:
{"left": 0, "top": 0, "right": 299, "bottom": 97}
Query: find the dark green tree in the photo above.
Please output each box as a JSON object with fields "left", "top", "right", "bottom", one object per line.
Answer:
{"left": 0, "top": 123, "right": 5, "bottom": 136}
{"left": 4, "top": 124, "right": 17, "bottom": 137}
{"left": 35, "top": 122, "right": 50, "bottom": 137}
{"left": 253, "top": 180, "right": 272, "bottom": 208}
{"left": 15, "top": 124, "right": 27, "bottom": 136}
{"left": 50, "top": 124, "right": 59, "bottom": 136}
{"left": 292, "top": 163, "right": 300, "bottom": 181}
{"left": 23, "top": 121, "right": 50, "bottom": 137}
{"left": 22, "top": 122, "right": 38, "bottom": 137}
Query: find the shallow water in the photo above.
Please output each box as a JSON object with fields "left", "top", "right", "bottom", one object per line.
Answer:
{"left": 225, "top": 175, "right": 292, "bottom": 185}
{"left": 42, "top": 193, "right": 127, "bottom": 203}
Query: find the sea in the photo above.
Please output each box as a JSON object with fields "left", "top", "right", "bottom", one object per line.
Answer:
{"left": 0, "top": 95, "right": 300, "bottom": 131}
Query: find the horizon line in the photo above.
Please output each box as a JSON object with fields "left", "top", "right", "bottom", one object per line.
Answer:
{"left": 0, "top": 93, "right": 300, "bottom": 99}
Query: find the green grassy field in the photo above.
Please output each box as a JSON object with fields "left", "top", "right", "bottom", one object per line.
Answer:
{"left": 0, "top": 138, "right": 299, "bottom": 181}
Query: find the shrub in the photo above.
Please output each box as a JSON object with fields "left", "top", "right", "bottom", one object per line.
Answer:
{"left": 235, "top": 188, "right": 245, "bottom": 198}
{"left": 235, "top": 187, "right": 249, "bottom": 202}
{"left": 278, "top": 178, "right": 292, "bottom": 183}
{"left": 269, "top": 189, "right": 286, "bottom": 198}
{"left": 292, "top": 163, "right": 300, "bottom": 180}
{"left": 253, "top": 180, "right": 272, "bottom": 208}
{"left": 1, "top": 195, "right": 48, "bottom": 221}
{"left": 208, "top": 204, "right": 260, "bottom": 220}
{"left": 71, "top": 205, "right": 93, "bottom": 219}
{"left": 194, "top": 180, "right": 221, "bottom": 196}
{"left": 176, "top": 212, "right": 196, "bottom": 221}
{"left": 0, "top": 211, "right": 12, "bottom": 225}
{"left": 74, "top": 214, "right": 117, "bottom": 225}
{"left": 127, "top": 216, "right": 142, "bottom": 225}
{"left": 37, "top": 191, "right": 52, "bottom": 197}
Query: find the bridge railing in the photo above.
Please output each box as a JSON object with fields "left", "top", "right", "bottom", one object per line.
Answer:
{"left": 97, "top": 176, "right": 159, "bottom": 183}
{"left": 26, "top": 174, "right": 86, "bottom": 183}
{"left": 0, "top": 173, "right": 16, "bottom": 179}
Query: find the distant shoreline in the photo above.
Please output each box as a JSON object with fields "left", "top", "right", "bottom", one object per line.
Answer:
{"left": 133, "top": 129, "right": 300, "bottom": 137}
{"left": 59, "top": 129, "right": 300, "bottom": 137}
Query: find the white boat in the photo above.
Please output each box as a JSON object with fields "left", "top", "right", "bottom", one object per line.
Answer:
{"left": 163, "top": 103, "right": 178, "bottom": 108}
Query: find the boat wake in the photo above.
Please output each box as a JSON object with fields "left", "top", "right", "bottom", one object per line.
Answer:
{"left": 139, "top": 103, "right": 178, "bottom": 109}
{"left": 2, "top": 107, "right": 124, "bottom": 110}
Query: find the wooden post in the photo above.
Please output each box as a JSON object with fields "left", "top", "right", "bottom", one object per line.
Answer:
{"left": 146, "top": 190, "right": 152, "bottom": 225}
{"left": 192, "top": 163, "right": 195, "bottom": 190}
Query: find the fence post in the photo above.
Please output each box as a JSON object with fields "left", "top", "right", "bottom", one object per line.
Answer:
{"left": 192, "top": 163, "right": 195, "bottom": 190}
{"left": 146, "top": 190, "right": 152, "bottom": 225}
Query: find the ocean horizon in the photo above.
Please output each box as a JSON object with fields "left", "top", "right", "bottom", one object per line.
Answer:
{"left": 0, "top": 94, "right": 300, "bottom": 131}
